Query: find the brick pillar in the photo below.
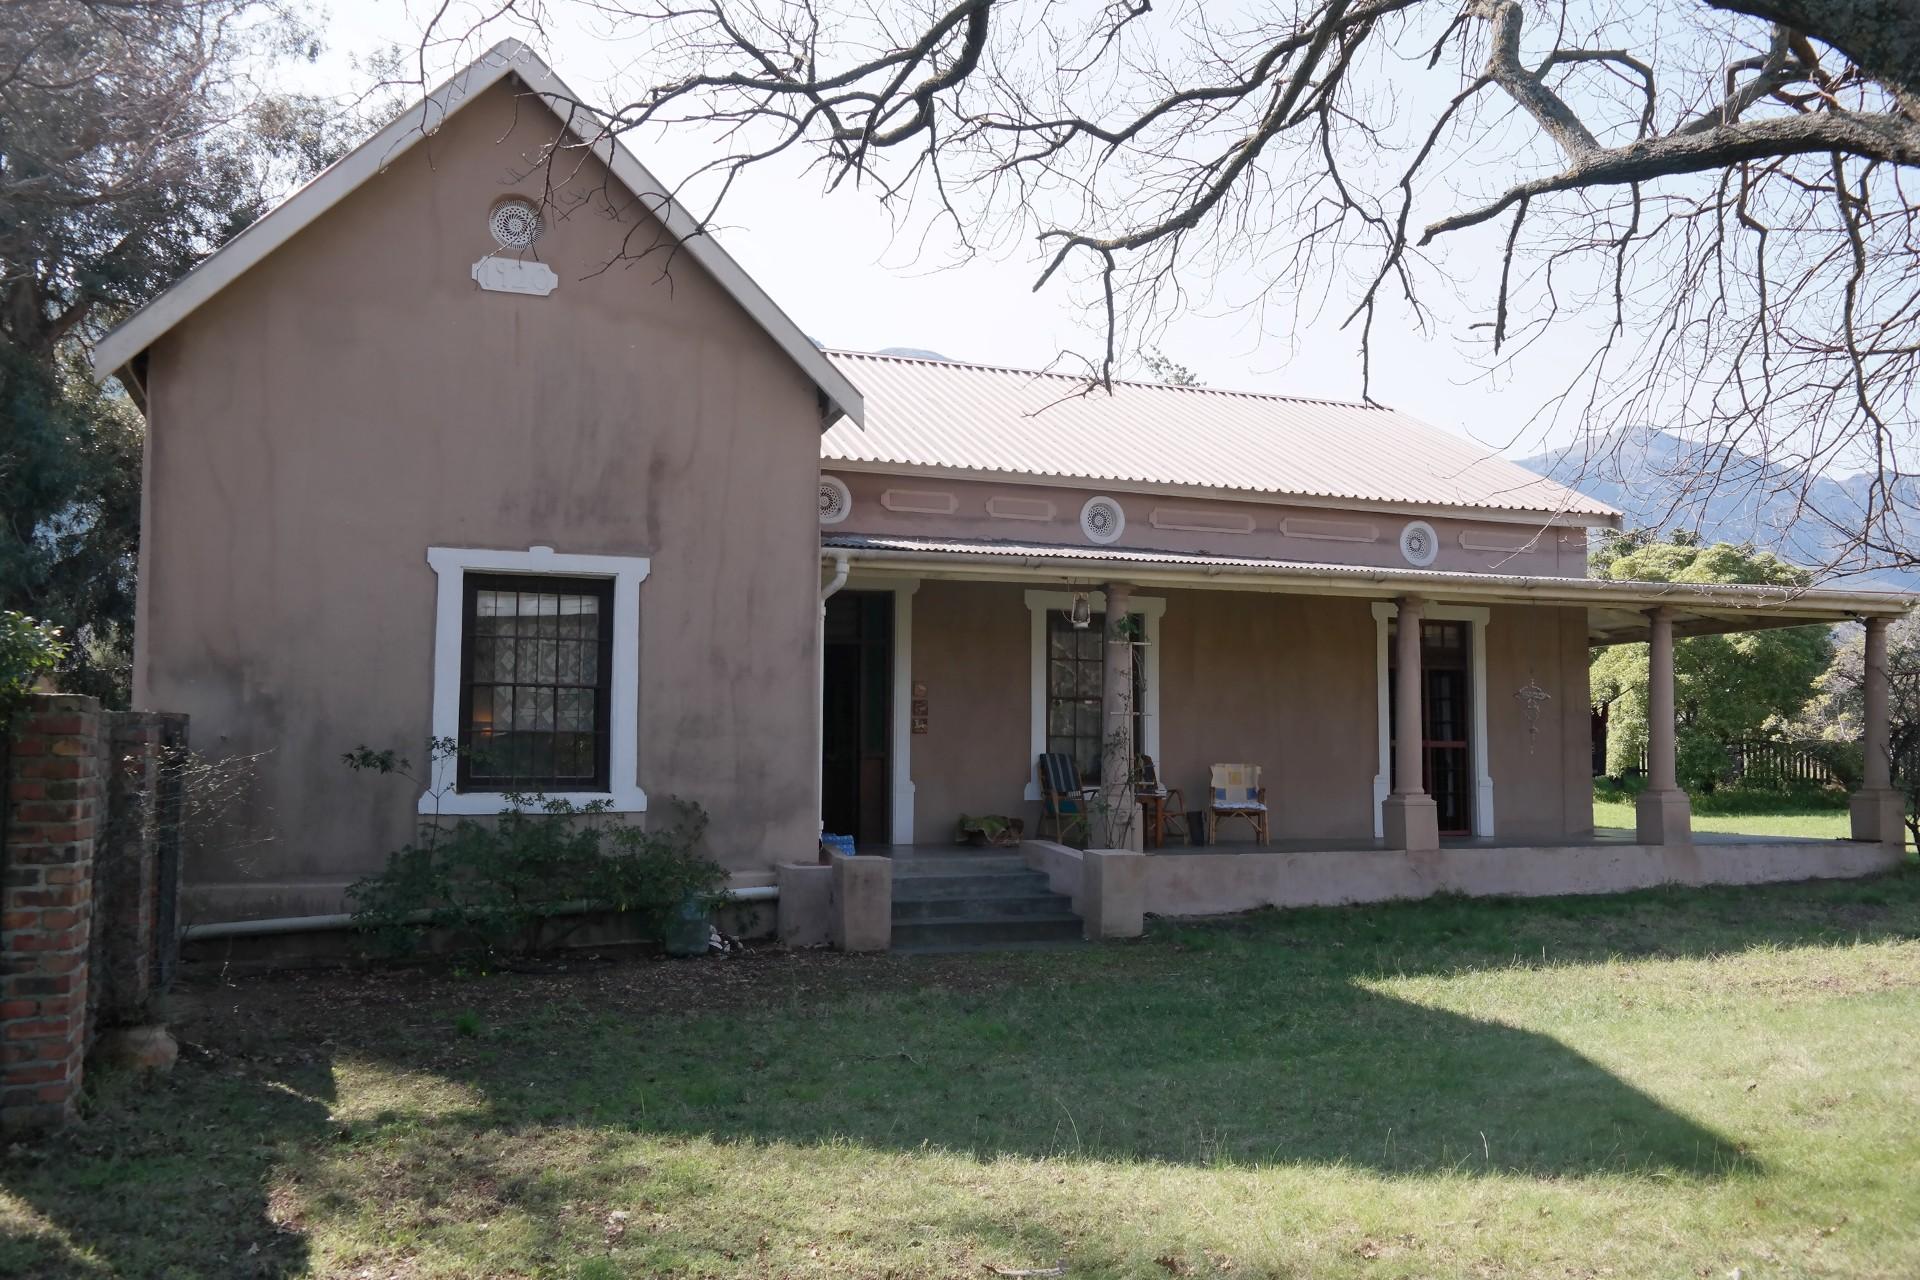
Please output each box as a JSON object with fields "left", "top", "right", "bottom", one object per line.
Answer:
{"left": 2, "top": 694, "right": 103, "bottom": 1132}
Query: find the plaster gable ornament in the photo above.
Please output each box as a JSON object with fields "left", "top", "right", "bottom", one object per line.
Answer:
{"left": 1081, "top": 496, "right": 1126, "bottom": 545}
{"left": 819, "top": 475, "right": 852, "bottom": 525}
{"left": 488, "top": 198, "right": 544, "bottom": 248}
{"left": 1514, "top": 672, "right": 1553, "bottom": 754}
{"left": 1399, "top": 519, "right": 1439, "bottom": 567}
{"left": 471, "top": 257, "right": 559, "bottom": 296}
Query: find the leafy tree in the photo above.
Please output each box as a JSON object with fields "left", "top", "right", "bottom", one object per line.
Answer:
{"left": 0, "top": 2, "right": 378, "bottom": 701}
{"left": 0, "top": 612, "right": 67, "bottom": 727}
{"left": 1140, "top": 351, "right": 1203, "bottom": 387}
{"left": 1590, "top": 534, "right": 1833, "bottom": 790}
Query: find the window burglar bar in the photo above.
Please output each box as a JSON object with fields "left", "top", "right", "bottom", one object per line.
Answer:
{"left": 458, "top": 573, "right": 614, "bottom": 792}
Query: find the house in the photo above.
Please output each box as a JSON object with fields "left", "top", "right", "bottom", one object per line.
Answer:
{"left": 93, "top": 42, "right": 1913, "bottom": 948}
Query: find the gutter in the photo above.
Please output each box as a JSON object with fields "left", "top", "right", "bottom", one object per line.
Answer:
{"left": 179, "top": 884, "right": 780, "bottom": 942}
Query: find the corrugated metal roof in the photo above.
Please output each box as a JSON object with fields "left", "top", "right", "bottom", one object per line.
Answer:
{"left": 820, "top": 350, "right": 1616, "bottom": 519}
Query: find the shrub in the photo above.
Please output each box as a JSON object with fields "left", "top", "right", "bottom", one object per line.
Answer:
{"left": 0, "top": 611, "right": 65, "bottom": 727}
{"left": 344, "top": 742, "right": 725, "bottom": 958}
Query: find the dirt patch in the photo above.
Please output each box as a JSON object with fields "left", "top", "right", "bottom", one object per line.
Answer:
{"left": 169, "top": 945, "right": 1064, "bottom": 1055}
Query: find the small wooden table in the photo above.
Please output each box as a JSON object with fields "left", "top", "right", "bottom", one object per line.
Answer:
{"left": 1137, "top": 788, "right": 1188, "bottom": 848}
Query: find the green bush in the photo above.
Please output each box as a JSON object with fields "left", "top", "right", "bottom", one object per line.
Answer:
{"left": 344, "top": 743, "right": 725, "bottom": 958}
{"left": 0, "top": 611, "right": 65, "bottom": 728}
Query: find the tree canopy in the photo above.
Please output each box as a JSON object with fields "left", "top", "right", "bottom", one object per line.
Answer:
{"left": 0, "top": 1, "right": 373, "bottom": 699}
{"left": 1590, "top": 532, "right": 1835, "bottom": 788}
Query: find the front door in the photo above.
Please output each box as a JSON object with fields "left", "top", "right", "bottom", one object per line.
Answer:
{"left": 1389, "top": 618, "right": 1475, "bottom": 836}
{"left": 822, "top": 591, "right": 891, "bottom": 845}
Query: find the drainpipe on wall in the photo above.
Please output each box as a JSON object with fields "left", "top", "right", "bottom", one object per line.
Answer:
{"left": 818, "top": 551, "right": 851, "bottom": 837}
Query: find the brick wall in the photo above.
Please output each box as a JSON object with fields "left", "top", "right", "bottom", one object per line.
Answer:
{"left": 2, "top": 695, "right": 188, "bottom": 1133}
{"left": 2, "top": 695, "right": 103, "bottom": 1132}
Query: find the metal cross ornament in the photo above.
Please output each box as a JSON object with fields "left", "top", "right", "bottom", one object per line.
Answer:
{"left": 1514, "top": 673, "right": 1553, "bottom": 754}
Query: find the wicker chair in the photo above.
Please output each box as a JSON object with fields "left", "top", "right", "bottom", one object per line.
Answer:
{"left": 1206, "top": 763, "right": 1270, "bottom": 844}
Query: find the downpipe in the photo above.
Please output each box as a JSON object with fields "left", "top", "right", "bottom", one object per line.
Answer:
{"left": 179, "top": 884, "right": 781, "bottom": 942}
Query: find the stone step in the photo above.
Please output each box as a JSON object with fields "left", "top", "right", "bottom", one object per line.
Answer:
{"left": 893, "top": 936, "right": 1091, "bottom": 956}
{"left": 892, "top": 870, "right": 1055, "bottom": 900}
{"left": 890, "top": 913, "right": 1085, "bottom": 951}
{"left": 891, "top": 852, "right": 1032, "bottom": 876}
{"left": 891, "top": 891, "right": 1071, "bottom": 921}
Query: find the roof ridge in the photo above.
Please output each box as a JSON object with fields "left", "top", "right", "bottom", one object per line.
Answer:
{"left": 823, "top": 347, "right": 1390, "bottom": 412}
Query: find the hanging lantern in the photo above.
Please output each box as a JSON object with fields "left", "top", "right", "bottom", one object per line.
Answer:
{"left": 1069, "top": 589, "right": 1092, "bottom": 630}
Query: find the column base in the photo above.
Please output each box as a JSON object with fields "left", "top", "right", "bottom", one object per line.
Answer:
{"left": 1636, "top": 788, "right": 1692, "bottom": 846}
{"left": 1850, "top": 789, "right": 1909, "bottom": 847}
{"left": 1082, "top": 849, "right": 1145, "bottom": 939}
{"left": 1383, "top": 793, "right": 1439, "bottom": 852}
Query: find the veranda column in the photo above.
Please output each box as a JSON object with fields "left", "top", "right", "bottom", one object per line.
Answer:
{"left": 1850, "top": 616, "right": 1906, "bottom": 847}
{"left": 1383, "top": 596, "right": 1439, "bottom": 852}
{"left": 1097, "top": 582, "right": 1141, "bottom": 850}
{"left": 1635, "top": 606, "right": 1692, "bottom": 845}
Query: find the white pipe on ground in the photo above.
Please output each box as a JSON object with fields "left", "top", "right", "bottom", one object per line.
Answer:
{"left": 179, "top": 885, "right": 779, "bottom": 942}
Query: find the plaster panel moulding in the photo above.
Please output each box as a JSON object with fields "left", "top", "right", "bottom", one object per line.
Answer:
{"left": 880, "top": 489, "right": 959, "bottom": 515}
{"left": 1459, "top": 529, "right": 1539, "bottom": 553}
{"left": 1281, "top": 516, "right": 1378, "bottom": 543}
{"left": 1149, "top": 507, "right": 1255, "bottom": 535}
{"left": 987, "top": 496, "right": 1056, "bottom": 522}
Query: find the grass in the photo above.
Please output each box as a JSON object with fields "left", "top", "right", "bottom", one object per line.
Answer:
{"left": 6, "top": 872, "right": 1920, "bottom": 1279}
{"left": 1592, "top": 796, "right": 1860, "bottom": 840}
{"left": 1591, "top": 785, "right": 1916, "bottom": 848}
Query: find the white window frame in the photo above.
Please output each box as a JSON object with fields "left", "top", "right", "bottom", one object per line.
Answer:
{"left": 1023, "top": 589, "right": 1166, "bottom": 801}
{"left": 1371, "top": 601, "right": 1492, "bottom": 838}
{"left": 424, "top": 545, "right": 650, "bottom": 815}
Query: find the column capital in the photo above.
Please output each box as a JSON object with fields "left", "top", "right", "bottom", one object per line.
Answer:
{"left": 1396, "top": 594, "right": 1427, "bottom": 616}
{"left": 1644, "top": 604, "right": 1675, "bottom": 623}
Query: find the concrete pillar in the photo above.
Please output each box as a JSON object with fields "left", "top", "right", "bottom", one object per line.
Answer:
{"left": 828, "top": 852, "right": 891, "bottom": 951}
{"left": 775, "top": 862, "right": 833, "bottom": 948}
{"left": 1636, "top": 607, "right": 1692, "bottom": 845}
{"left": 1382, "top": 597, "right": 1439, "bottom": 851}
{"left": 1850, "top": 616, "right": 1906, "bottom": 846}
{"left": 1081, "top": 849, "right": 1145, "bottom": 939}
{"left": 1097, "top": 582, "right": 1136, "bottom": 848}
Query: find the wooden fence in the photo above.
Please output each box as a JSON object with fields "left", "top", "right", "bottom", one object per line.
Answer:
{"left": 1630, "top": 739, "right": 1920, "bottom": 789}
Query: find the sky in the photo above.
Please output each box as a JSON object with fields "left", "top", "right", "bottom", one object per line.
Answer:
{"left": 288, "top": 0, "right": 1601, "bottom": 457}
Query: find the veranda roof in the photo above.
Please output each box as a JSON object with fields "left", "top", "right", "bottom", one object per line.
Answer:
{"left": 820, "top": 533, "right": 1913, "bottom": 644}
{"left": 820, "top": 351, "right": 1617, "bottom": 524}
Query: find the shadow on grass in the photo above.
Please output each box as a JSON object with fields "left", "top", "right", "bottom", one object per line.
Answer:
{"left": 8, "top": 869, "right": 1918, "bottom": 1275}
{"left": 0, "top": 1041, "right": 335, "bottom": 1279}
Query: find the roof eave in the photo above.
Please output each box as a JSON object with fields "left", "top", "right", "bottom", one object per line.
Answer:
{"left": 817, "top": 457, "right": 1619, "bottom": 528}
{"left": 820, "top": 540, "right": 1914, "bottom": 627}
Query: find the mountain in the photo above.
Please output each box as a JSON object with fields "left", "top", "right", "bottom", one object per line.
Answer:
{"left": 1520, "top": 429, "right": 1919, "bottom": 589}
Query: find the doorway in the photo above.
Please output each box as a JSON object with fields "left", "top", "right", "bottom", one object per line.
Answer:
{"left": 1389, "top": 618, "right": 1475, "bottom": 836}
{"left": 822, "top": 591, "right": 892, "bottom": 845}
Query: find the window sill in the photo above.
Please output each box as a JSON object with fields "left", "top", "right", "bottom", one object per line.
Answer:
{"left": 417, "top": 786, "right": 650, "bottom": 816}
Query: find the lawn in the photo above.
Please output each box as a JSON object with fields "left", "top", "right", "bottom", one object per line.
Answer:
{"left": 1592, "top": 792, "right": 1917, "bottom": 848}
{"left": 6, "top": 873, "right": 1920, "bottom": 1279}
{"left": 1592, "top": 796, "right": 1857, "bottom": 840}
